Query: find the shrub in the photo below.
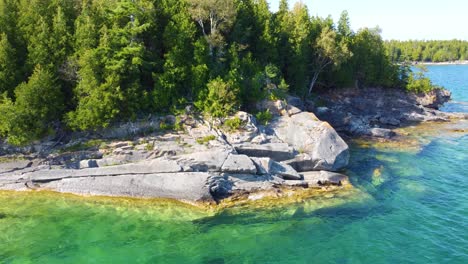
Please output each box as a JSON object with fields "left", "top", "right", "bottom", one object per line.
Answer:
{"left": 256, "top": 109, "right": 273, "bottom": 125}
{"left": 406, "top": 73, "right": 435, "bottom": 93}
{"left": 224, "top": 117, "right": 243, "bottom": 131}
{"left": 196, "top": 77, "right": 239, "bottom": 118}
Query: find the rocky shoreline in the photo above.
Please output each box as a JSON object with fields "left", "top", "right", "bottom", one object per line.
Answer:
{"left": 315, "top": 87, "right": 467, "bottom": 139}
{"left": 0, "top": 87, "right": 465, "bottom": 208}
{"left": 0, "top": 104, "right": 351, "bottom": 207}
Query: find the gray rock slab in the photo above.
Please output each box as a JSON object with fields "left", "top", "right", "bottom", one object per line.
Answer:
{"left": 271, "top": 161, "right": 302, "bottom": 180}
{"left": 221, "top": 154, "right": 257, "bottom": 174}
{"left": 175, "top": 150, "right": 230, "bottom": 172}
{"left": 24, "top": 158, "right": 182, "bottom": 182}
{"left": 250, "top": 157, "right": 273, "bottom": 175}
{"left": 41, "top": 172, "right": 213, "bottom": 202}
{"left": 0, "top": 160, "right": 33, "bottom": 174}
{"left": 225, "top": 174, "right": 284, "bottom": 192}
{"left": 234, "top": 143, "right": 294, "bottom": 161}
{"left": 250, "top": 157, "right": 301, "bottom": 180}
{"left": 302, "top": 171, "right": 349, "bottom": 187}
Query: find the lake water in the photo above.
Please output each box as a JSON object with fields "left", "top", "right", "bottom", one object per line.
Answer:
{"left": 1, "top": 66, "right": 467, "bottom": 263}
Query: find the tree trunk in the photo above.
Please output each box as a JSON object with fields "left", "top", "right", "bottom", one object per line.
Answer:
{"left": 308, "top": 72, "right": 319, "bottom": 95}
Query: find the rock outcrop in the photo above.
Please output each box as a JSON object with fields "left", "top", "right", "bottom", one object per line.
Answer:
{"left": 315, "top": 87, "right": 465, "bottom": 138}
{"left": 0, "top": 102, "right": 351, "bottom": 206}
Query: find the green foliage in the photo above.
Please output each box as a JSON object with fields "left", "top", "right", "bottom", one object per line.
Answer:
{"left": 0, "top": 0, "right": 434, "bottom": 145}
{"left": 196, "top": 135, "right": 216, "bottom": 145}
{"left": 159, "top": 121, "right": 175, "bottom": 131}
{"left": 405, "top": 66, "right": 437, "bottom": 93}
{"left": 386, "top": 40, "right": 468, "bottom": 62}
{"left": 0, "top": 33, "right": 17, "bottom": 96}
{"left": 0, "top": 65, "right": 64, "bottom": 145}
{"left": 224, "top": 117, "right": 243, "bottom": 131}
{"left": 351, "top": 28, "right": 399, "bottom": 88}
{"left": 197, "top": 77, "right": 239, "bottom": 117}
{"left": 255, "top": 109, "right": 273, "bottom": 126}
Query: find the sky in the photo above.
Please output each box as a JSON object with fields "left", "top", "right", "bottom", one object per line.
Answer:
{"left": 267, "top": 0, "right": 468, "bottom": 41}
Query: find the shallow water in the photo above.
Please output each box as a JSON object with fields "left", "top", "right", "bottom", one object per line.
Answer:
{"left": 1, "top": 66, "right": 467, "bottom": 263}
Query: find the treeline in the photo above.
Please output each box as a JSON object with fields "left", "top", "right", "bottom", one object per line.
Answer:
{"left": 0, "top": 0, "right": 415, "bottom": 145}
{"left": 386, "top": 40, "right": 468, "bottom": 62}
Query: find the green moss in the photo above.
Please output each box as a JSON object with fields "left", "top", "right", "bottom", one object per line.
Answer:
{"left": 145, "top": 142, "right": 154, "bottom": 151}
{"left": 196, "top": 135, "right": 216, "bottom": 145}
{"left": 61, "top": 139, "right": 105, "bottom": 153}
{"left": 0, "top": 156, "right": 26, "bottom": 163}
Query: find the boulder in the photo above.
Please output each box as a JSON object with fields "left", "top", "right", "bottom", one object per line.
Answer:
{"left": 367, "top": 128, "right": 396, "bottom": 139}
{"left": 250, "top": 157, "right": 301, "bottom": 180}
{"left": 234, "top": 143, "right": 295, "bottom": 161}
{"left": 302, "top": 171, "right": 349, "bottom": 187}
{"left": 379, "top": 116, "right": 401, "bottom": 126}
{"left": 414, "top": 88, "right": 451, "bottom": 109}
{"left": 286, "top": 104, "right": 302, "bottom": 116}
{"left": 271, "top": 112, "right": 349, "bottom": 171}
{"left": 221, "top": 154, "right": 257, "bottom": 174}
{"left": 250, "top": 157, "right": 273, "bottom": 175}
{"left": 256, "top": 99, "right": 285, "bottom": 116}
{"left": 41, "top": 172, "right": 214, "bottom": 202}
{"left": 79, "top": 159, "right": 98, "bottom": 169}
{"left": 224, "top": 112, "right": 260, "bottom": 144}
{"left": 286, "top": 95, "right": 304, "bottom": 109}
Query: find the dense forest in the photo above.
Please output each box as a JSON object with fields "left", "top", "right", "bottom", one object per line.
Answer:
{"left": 0, "top": 0, "right": 427, "bottom": 145}
{"left": 386, "top": 40, "right": 468, "bottom": 62}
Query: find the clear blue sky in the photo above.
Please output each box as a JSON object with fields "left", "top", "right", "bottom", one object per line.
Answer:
{"left": 267, "top": 0, "right": 468, "bottom": 40}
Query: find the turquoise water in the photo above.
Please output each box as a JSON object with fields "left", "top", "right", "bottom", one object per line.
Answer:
{"left": 425, "top": 65, "right": 468, "bottom": 112}
{"left": 1, "top": 66, "right": 467, "bottom": 263}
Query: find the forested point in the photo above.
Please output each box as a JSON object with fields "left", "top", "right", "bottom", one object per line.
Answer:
{"left": 0, "top": 0, "right": 436, "bottom": 145}
{"left": 385, "top": 40, "right": 468, "bottom": 62}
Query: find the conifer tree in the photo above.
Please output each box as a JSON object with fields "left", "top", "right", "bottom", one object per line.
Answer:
{"left": 0, "top": 65, "right": 64, "bottom": 145}
{"left": 0, "top": 33, "right": 17, "bottom": 96}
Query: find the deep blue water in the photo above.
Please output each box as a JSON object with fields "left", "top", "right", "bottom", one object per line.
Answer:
{"left": 0, "top": 66, "right": 467, "bottom": 263}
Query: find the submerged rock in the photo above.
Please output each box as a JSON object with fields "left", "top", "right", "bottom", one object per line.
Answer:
{"left": 302, "top": 171, "right": 349, "bottom": 187}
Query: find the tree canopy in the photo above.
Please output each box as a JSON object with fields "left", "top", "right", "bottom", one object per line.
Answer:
{"left": 0, "top": 1, "right": 422, "bottom": 145}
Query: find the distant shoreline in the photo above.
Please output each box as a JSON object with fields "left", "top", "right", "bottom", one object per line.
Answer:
{"left": 412, "top": 60, "right": 468, "bottom": 66}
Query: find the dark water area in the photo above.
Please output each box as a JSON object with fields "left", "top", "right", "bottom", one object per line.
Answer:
{"left": 0, "top": 66, "right": 467, "bottom": 263}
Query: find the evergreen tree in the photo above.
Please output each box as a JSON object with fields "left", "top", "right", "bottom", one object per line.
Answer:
{"left": 0, "top": 33, "right": 17, "bottom": 96}
{"left": 0, "top": 65, "right": 64, "bottom": 145}
{"left": 154, "top": 0, "right": 197, "bottom": 111}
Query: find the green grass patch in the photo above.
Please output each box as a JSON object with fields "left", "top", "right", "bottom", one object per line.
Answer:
{"left": 196, "top": 135, "right": 216, "bottom": 145}
{"left": 61, "top": 139, "right": 105, "bottom": 153}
